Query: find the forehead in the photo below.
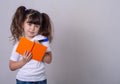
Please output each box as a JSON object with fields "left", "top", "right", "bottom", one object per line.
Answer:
{"left": 24, "top": 14, "right": 41, "bottom": 25}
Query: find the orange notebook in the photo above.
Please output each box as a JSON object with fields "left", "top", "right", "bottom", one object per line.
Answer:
{"left": 16, "top": 37, "right": 47, "bottom": 61}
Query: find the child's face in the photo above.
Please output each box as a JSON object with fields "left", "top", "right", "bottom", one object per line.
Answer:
{"left": 23, "top": 19, "right": 40, "bottom": 39}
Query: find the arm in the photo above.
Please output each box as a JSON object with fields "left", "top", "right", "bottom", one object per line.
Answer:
{"left": 42, "top": 52, "right": 52, "bottom": 64}
{"left": 34, "top": 40, "right": 52, "bottom": 64}
{"left": 9, "top": 60, "right": 26, "bottom": 71}
{"left": 9, "top": 51, "right": 32, "bottom": 71}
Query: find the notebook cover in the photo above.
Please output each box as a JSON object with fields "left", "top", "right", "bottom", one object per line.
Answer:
{"left": 16, "top": 37, "right": 47, "bottom": 61}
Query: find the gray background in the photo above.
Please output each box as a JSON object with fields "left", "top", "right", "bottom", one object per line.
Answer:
{"left": 0, "top": 0, "right": 120, "bottom": 84}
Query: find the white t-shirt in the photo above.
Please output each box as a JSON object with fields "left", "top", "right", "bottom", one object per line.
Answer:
{"left": 10, "top": 35, "right": 51, "bottom": 81}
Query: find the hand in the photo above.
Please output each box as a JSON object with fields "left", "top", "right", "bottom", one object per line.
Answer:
{"left": 34, "top": 40, "right": 40, "bottom": 44}
{"left": 22, "top": 50, "right": 32, "bottom": 63}
{"left": 42, "top": 52, "right": 52, "bottom": 64}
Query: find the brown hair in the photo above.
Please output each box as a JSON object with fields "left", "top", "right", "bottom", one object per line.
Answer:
{"left": 10, "top": 6, "right": 53, "bottom": 43}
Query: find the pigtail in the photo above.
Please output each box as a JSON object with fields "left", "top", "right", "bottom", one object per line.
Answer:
{"left": 41, "top": 13, "right": 53, "bottom": 43}
{"left": 10, "top": 6, "right": 26, "bottom": 42}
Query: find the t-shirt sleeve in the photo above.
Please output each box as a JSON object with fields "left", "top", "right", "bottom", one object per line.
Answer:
{"left": 32, "top": 35, "right": 52, "bottom": 52}
{"left": 42, "top": 41, "right": 51, "bottom": 52}
{"left": 10, "top": 42, "right": 21, "bottom": 61}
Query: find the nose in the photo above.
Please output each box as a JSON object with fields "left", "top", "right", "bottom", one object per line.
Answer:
{"left": 30, "top": 25, "right": 35, "bottom": 31}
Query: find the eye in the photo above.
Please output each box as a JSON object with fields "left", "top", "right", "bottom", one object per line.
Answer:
{"left": 35, "top": 25, "right": 40, "bottom": 28}
{"left": 28, "top": 23, "right": 32, "bottom": 26}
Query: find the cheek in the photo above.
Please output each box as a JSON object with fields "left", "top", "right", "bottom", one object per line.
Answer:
{"left": 23, "top": 27, "right": 28, "bottom": 32}
{"left": 35, "top": 28, "right": 40, "bottom": 34}
{"left": 36, "top": 28, "right": 40, "bottom": 32}
{"left": 23, "top": 24, "right": 28, "bottom": 30}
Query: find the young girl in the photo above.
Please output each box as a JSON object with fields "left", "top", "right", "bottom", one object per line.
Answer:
{"left": 9, "top": 6, "right": 53, "bottom": 84}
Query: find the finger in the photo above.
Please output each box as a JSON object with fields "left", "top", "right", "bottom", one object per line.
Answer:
{"left": 23, "top": 50, "right": 29, "bottom": 60}
{"left": 26, "top": 51, "right": 29, "bottom": 56}
{"left": 28, "top": 52, "right": 32, "bottom": 58}
{"left": 23, "top": 50, "right": 27, "bottom": 56}
{"left": 34, "top": 40, "right": 40, "bottom": 44}
{"left": 23, "top": 50, "right": 27, "bottom": 60}
{"left": 27, "top": 52, "right": 32, "bottom": 60}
